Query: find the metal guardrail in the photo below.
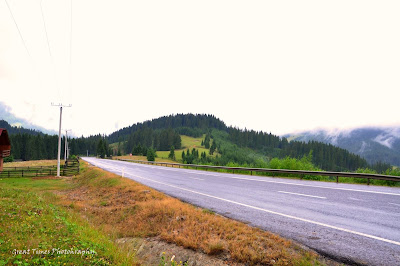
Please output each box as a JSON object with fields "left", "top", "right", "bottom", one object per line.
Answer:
{"left": 117, "top": 159, "right": 400, "bottom": 184}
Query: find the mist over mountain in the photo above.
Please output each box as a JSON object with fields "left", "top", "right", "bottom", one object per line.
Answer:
{"left": 0, "top": 102, "right": 57, "bottom": 135}
{"left": 285, "top": 126, "right": 400, "bottom": 166}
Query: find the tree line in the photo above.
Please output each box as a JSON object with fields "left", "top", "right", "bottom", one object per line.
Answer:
{"left": 125, "top": 127, "right": 181, "bottom": 154}
{"left": 227, "top": 127, "right": 368, "bottom": 171}
{"left": 2, "top": 115, "right": 392, "bottom": 173}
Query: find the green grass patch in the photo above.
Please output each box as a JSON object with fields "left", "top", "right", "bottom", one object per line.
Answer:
{"left": 0, "top": 178, "right": 135, "bottom": 265}
{"left": 157, "top": 135, "right": 218, "bottom": 161}
{"left": 181, "top": 135, "right": 204, "bottom": 149}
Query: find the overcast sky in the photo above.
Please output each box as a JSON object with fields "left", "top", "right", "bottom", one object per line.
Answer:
{"left": 1, "top": 0, "right": 399, "bottom": 137}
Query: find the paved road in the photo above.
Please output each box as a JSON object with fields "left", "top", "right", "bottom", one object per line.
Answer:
{"left": 83, "top": 157, "right": 400, "bottom": 265}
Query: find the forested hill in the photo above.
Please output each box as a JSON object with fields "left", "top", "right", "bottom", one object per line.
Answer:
{"left": 107, "top": 114, "right": 370, "bottom": 172}
{"left": 108, "top": 114, "right": 226, "bottom": 143}
{"left": 3, "top": 114, "right": 375, "bottom": 172}
{"left": 286, "top": 127, "right": 400, "bottom": 167}
{"left": 0, "top": 120, "right": 42, "bottom": 135}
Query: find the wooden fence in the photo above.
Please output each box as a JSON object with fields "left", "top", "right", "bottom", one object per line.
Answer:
{"left": 0, "top": 158, "right": 80, "bottom": 178}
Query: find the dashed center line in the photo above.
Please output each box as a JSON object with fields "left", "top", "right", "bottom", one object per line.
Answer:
{"left": 187, "top": 177, "right": 204, "bottom": 181}
{"left": 388, "top": 202, "right": 400, "bottom": 207}
{"left": 124, "top": 172, "right": 400, "bottom": 247}
{"left": 349, "top": 197, "right": 367, "bottom": 202}
{"left": 278, "top": 191, "right": 326, "bottom": 199}
{"left": 115, "top": 160, "right": 400, "bottom": 197}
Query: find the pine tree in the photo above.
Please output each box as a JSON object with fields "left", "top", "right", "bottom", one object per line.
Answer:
{"left": 182, "top": 151, "right": 186, "bottom": 163}
{"left": 147, "top": 148, "right": 156, "bottom": 161}
{"left": 210, "top": 139, "right": 217, "bottom": 155}
{"left": 97, "top": 138, "right": 106, "bottom": 158}
{"left": 204, "top": 134, "right": 210, "bottom": 149}
{"left": 168, "top": 146, "right": 176, "bottom": 160}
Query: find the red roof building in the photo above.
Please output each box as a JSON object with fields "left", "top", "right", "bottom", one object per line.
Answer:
{"left": 0, "top": 129, "right": 11, "bottom": 171}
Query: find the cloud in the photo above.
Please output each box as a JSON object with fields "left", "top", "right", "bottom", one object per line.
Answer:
{"left": 372, "top": 128, "right": 400, "bottom": 149}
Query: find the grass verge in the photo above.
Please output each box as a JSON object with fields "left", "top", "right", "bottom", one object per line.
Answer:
{"left": 56, "top": 161, "right": 323, "bottom": 265}
{"left": 0, "top": 177, "right": 136, "bottom": 265}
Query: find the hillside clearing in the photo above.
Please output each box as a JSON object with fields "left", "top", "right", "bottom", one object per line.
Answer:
{"left": 157, "top": 135, "right": 219, "bottom": 161}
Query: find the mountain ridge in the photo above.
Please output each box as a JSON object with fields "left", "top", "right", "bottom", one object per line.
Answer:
{"left": 0, "top": 102, "right": 57, "bottom": 135}
{"left": 285, "top": 126, "right": 400, "bottom": 166}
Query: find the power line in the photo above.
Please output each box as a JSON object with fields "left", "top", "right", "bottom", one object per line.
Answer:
{"left": 39, "top": 0, "right": 54, "bottom": 61}
{"left": 69, "top": 0, "right": 73, "bottom": 98}
{"left": 39, "top": 0, "right": 60, "bottom": 99}
{"left": 5, "top": 0, "right": 33, "bottom": 61}
{"left": 5, "top": 0, "right": 45, "bottom": 89}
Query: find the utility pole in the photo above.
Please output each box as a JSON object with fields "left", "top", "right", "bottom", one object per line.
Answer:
{"left": 64, "top": 129, "right": 71, "bottom": 160}
{"left": 52, "top": 103, "right": 71, "bottom": 177}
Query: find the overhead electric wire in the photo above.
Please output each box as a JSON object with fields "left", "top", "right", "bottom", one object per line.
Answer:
{"left": 39, "top": 0, "right": 60, "bottom": 99}
{"left": 5, "top": 0, "right": 33, "bottom": 61}
{"left": 4, "top": 0, "right": 45, "bottom": 88}
{"left": 69, "top": 0, "right": 73, "bottom": 99}
{"left": 39, "top": 0, "right": 53, "bottom": 61}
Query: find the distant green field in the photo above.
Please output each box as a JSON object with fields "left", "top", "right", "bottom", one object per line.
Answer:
{"left": 157, "top": 135, "right": 218, "bottom": 161}
{"left": 110, "top": 134, "right": 217, "bottom": 162}
{"left": 181, "top": 135, "right": 204, "bottom": 148}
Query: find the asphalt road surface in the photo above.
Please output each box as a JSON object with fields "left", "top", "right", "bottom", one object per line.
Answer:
{"left": 82, "top": 157, "right": 400, "bottom": 265}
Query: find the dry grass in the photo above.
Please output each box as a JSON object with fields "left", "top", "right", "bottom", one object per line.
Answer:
{"left": 4, "top": 159, "right": 59, "bottom": 167}
{"left": 57, "top": 162, "right": 322, "bottom": 265}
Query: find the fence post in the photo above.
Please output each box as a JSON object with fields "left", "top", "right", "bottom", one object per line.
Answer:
{"left": 22, "top": 170, "right": 24, "bottom": 177}
{"left": 336, "top": 176, "right": 339, "bottom": 183}
{"left": 367, "top": 178, "right": 370, "bottom": 185}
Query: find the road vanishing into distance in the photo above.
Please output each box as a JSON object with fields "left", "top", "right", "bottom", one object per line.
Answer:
{"left": 82, "top": 157, "right": 400, "bottom": 265}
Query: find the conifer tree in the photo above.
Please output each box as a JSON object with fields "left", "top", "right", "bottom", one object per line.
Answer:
{"left": 204, "top": 134, "right": 210, "bottom": 149}
{"left": 210, "top": 139, "right": 217, "bottom": 155}
{"left": 168, "top": 146, "right": 176, "bottom": 160}
{"left": 147, "top": 148, "right": 156, "bottom": 161}
{"left": 182, "top": 150, "right": 186, "bottom": 162}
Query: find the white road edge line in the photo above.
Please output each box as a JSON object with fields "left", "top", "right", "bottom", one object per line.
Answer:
{"left": 126, "top": 172, "right": 400, "bottom": 247}
{"left": 278, "top": 191, "right": 326, "bottom": 199}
